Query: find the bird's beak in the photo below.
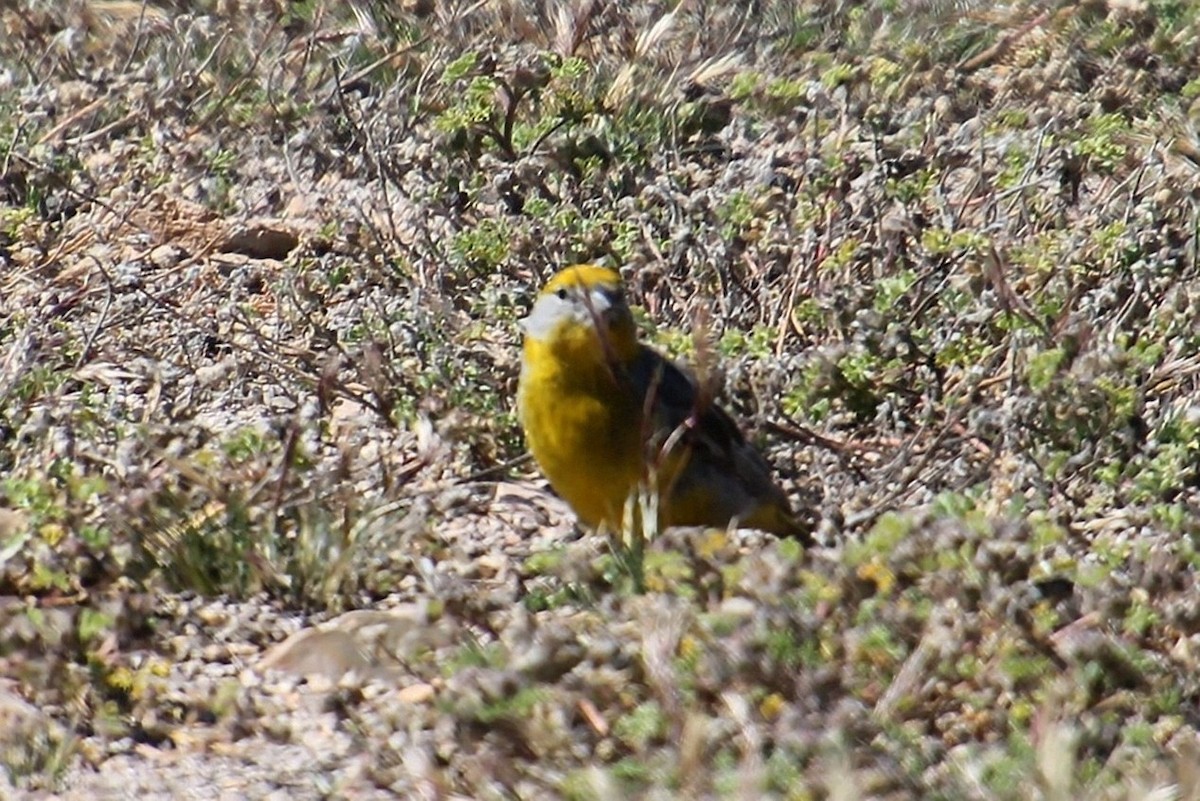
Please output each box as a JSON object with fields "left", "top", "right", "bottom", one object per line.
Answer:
{"left": 586, "top": 287, "right": 614, "bottom": 323}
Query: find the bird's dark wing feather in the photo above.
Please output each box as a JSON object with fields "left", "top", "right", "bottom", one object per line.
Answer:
{"left": 625, "top": 346, "right": 808, "bottom": 539}
{"left": 626, "top": 346, "right": 745, "bottom": 462}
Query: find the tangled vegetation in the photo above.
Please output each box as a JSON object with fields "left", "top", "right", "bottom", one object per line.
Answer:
{"left": 2, "top": 0, "right": 1200, "bottom": 798}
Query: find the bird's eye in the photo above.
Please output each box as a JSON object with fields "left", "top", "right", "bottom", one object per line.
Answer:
{"left": 555, "top": 288, "right": 569, "bottom": 300}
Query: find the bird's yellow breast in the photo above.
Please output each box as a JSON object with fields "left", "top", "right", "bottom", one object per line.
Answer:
{"left": 517, "top": 335, "right": 644, "bottom": 529}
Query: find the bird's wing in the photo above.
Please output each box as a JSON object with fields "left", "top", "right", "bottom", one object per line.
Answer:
{"left": 626, "top": 346, "right": 744, "bottom": 461}
{"left": 628, "top": 347, "right": 790, "bottom": 494}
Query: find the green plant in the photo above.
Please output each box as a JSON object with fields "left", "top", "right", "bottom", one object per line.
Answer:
{"left": 1073, "top": 112, "right": 1129, "bottom": 172}
{"left": 473, "top": 686, "right": 547, "bottom": 725}
{"left": 450, "top": 218, "right": 511, "bottom": 273}
{"left": 434, "top": 52, "right": 595, "bottom": 162}
{"left": 613, "top": 701, "right": 666, "bottom": 751}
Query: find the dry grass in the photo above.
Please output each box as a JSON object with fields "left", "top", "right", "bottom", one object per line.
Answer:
{"left": 2, "top": 0, "right": 1200, "bottom": 797}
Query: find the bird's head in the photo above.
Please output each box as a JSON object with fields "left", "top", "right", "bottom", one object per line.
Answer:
{"left": 521, "top": 265, "right": 639, "bottom": 362}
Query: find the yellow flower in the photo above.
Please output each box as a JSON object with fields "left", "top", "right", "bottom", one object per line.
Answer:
{"left": 517, "top": 265, "right": 808, "bottom": 540}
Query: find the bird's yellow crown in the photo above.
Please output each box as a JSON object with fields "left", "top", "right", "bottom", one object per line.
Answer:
{"left": 520, "top": 264, "right": 638, "bottom": 364}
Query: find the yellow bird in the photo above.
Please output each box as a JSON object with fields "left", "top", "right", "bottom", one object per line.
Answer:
{"left": 517, "top": 264, "right": 809, "bottom": 540}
